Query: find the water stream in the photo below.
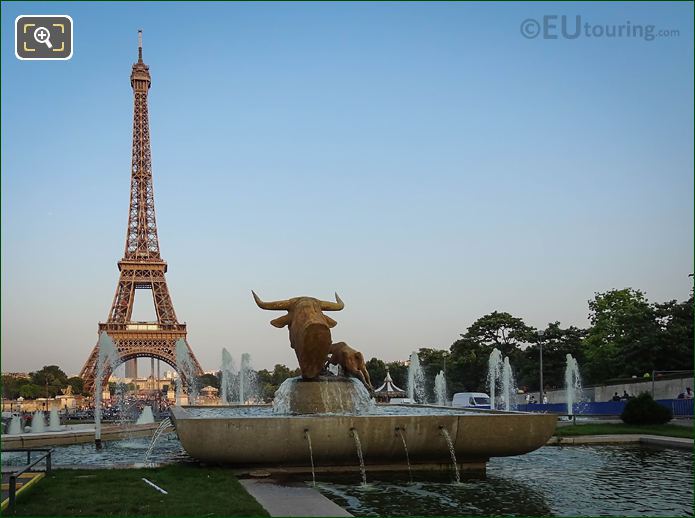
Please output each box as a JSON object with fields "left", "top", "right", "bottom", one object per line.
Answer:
{"left": 407, "top": 352, "right": 426, "bottom": 404}
{"left": 220, "top": 348, "right": 236, "bottom": 404}
{"left": 145, "top": 418, "right": 173, "bottom": 461}
{"left": 30, "top": 411, "right": 46, "bottom": 433}
{"left": 47, "top": 408, "right": 61, "bottom": 431}
{"left": 304, "top": 429, "right": 316, "bottom": 487}
{"left": 350, "top": 428, "right": 367, "bottom": 486}
{"left": 8, "top": 415, "right": 22, "bottom": 435}
{"left": 95, "top": 331, "right": 118, "bottom": 445}
{"left": 564, "top": 354, "right": 582, "bottom": 415}
{"left": 439, "top": 427, "right": 460, "bottom": 484}
{"left": 396, "top": 428, "right": 413, "bottom": 483}
{"left": 501, "top": 357, "right": 516, "bottom": 411}
{"left": 434, "top": 371, "right": 447, "bottom": 406}
{"left": 175, "top": 338, "right": 198, "bottom": 404}
{"left": 487, "top": 348, "right": 502, "bottom": 410}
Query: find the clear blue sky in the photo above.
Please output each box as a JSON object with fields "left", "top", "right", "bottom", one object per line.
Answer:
{"left": 2, "top": 2, "right": 693, "bottom": 376}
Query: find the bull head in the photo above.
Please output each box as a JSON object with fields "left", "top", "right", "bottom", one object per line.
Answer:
{"left": 252, "top": 291, "right": 344, "bottom": 379}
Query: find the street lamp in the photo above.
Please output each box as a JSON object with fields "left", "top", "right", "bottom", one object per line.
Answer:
{"left": 537, "top": 329, "right": 545, "bottom": 403}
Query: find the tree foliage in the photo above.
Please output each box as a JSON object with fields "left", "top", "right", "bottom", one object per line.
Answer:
{"left": 196, "top": 373, "right": 220, "bottom": 390}
{"left": 67, "top": 376, "right": 86, "bottom": 396}
{"left": 30, "top": 365, "right": 68, "bottom": 397}
{"left": 448, "top": 311, "right": 534, "bottom": 393}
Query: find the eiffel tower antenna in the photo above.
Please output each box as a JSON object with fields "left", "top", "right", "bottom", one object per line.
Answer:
{"left": 80, "top": 32, "right": 203, "bottom": 393}
{"left": 138, "top": 29, "right": 143, "bottom": 61}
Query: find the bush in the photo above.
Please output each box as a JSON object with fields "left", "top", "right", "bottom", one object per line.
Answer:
{"left": 621, "top": 392, "right": 672, "bottom": 425}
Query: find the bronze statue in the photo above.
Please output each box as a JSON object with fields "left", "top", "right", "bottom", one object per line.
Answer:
{"left": 328, "top": 342, "right": 373, "bottom": 390}
{"left": 252, "top": 291, "right": 344, "bottom": 379}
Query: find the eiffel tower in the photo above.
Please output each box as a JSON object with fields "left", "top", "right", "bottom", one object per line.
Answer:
{"left": 80, "top": 31, "right": 203, "bottom": 392}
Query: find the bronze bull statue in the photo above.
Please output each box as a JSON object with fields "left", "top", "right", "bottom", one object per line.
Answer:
{"left": 328, "top": 341, "right": 373, "bottom": 390}
{"left": 252, "top": 291, "right": 344, "bottom": 379}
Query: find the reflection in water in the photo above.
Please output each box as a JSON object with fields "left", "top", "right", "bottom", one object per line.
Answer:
{"left": 316, "top": 446, "right": 693, "bottom": 517}
{"left": 317, "top": 471, "right": 551, "bottom": 516}
{"left": 1, "top": 438, "right": 691, "bottom": 517}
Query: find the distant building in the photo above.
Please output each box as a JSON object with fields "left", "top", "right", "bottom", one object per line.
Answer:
{"left": 2, "top": 372, "right": 30, "bottom": 379}
{"left": 124, "top": 359, "right": 138, "bottom": 379}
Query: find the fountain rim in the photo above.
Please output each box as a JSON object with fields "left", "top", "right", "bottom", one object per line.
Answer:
{"left": 171, "top": 404, "right": 558, "bottom": 419}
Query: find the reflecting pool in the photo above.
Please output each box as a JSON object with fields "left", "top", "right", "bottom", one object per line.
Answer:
{"left": 1, "top": 433, "right": 187, "bottom": 468}
{"left": 315, "top": 445, "right": 693, "bottom": 516}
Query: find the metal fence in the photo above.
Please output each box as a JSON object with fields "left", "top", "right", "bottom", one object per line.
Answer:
{"left": 516, "top": 398, "right": 693, "bottom": 416}
{"left": 2, "top": 448, "right": 53, "bottom": 511}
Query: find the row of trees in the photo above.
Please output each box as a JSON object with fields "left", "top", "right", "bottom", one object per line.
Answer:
{"left": 1, "top": 365, "right": 85, "bottom": 399}
{"left": 3, "top": 287, "right": 690, "bottom": 402}
{"left": 363, "top": 288, "right": 693, "bottom": 399}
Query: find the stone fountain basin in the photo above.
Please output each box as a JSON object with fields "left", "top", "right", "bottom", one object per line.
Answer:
{"left": 171, "top": 405, "right": 556, "bottom": 470}
{"left": 1, "top": 422, "right": 160, "bottom": 449}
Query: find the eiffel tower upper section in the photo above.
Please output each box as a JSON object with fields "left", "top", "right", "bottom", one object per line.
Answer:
{"left": 104, "top": 30, "right": 179, "bottom": 328}
{"left": 125, "top": 30, "right": 160, "bottom": 263}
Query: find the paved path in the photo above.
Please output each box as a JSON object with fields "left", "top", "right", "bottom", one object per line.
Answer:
{"left": 547, "top": 434, "right": 693, "bottom": 449}
{"left": 240, "top": 479, "right": 352, "bottom": 517}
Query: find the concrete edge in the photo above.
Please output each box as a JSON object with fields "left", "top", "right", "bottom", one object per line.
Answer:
{"left": 547, "top": 434, "right": 693, "bottom": 449}
{"left": 240, "top": 479, "right": 352, "bottom": 517}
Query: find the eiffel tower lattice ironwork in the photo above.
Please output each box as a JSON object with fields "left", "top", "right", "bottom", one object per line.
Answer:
{"left": 80, "top": 31, "right": 203, "bottom": 392}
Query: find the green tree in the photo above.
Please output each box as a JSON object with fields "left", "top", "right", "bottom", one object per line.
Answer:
{"left": 271, "top": 364, "right": 299, "bottom": 386}
{"left": 517, "top": 322, "right": 586, "bottom": 391}
{"left": 30, "top": 365, "right": 68, "bottom": 398}
{"left": 1, "top": 375, "right": 22, "bottom": 399}
{"left": 19, "top": 383, "right": 42, "bottom": 399}
{"left": 67, "top": 376, "right": 85, "bottom": 396}
{"left": 197, "top": 373, "right": 220, "bottom": 389}
{"left": 652, "top": 296, "right": 694, "bottom": 371}
{"left": 582, "top": 289, "right": 660, "bottom": 383}
{"left": 365, "top": 358, "right": 386, "bottom": 389}
{"left": 448, "top": 311, "right": 534, "bottom": 393}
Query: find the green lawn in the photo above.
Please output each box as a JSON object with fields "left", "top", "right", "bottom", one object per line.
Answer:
{"left": 554, "top": 422, "right": 693, "bottom": 439}
{"left": 10, "top": 464, "right": 269, "bottom": 516}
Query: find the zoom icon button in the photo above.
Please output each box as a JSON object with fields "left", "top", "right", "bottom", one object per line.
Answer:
{"left": 16, "top": 15, "right": 73, "bottom": 60}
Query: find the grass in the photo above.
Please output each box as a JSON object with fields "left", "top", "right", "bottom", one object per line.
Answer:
{"left": 10, "top": 464, "right": 269, "bottom": 516}
{"left": 554, "top": 422, "right": 693, "bottom": 439}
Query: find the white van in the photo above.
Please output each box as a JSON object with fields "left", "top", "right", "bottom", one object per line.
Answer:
{"left": 451, "top": 392, "right": 491, "bottom": 409}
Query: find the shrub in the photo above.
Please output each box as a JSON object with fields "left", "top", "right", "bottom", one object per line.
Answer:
{"left": 621, "top": 392, "right": 672, "bottom": 425}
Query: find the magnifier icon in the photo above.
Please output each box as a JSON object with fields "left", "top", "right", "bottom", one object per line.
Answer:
{"left": 33, "top": 26, "right": 53, "bottom": 49}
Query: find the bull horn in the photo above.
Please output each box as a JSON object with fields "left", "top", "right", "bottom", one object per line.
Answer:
{"left": 320, "top": 292, "right": 344, "bottom": 311}
{"left": 252, "top": 291, "right": 292, "bottom": 311}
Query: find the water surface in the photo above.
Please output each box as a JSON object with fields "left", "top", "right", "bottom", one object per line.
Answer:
{"left": 316, "top": 445, "right": 693, "bottom": 516}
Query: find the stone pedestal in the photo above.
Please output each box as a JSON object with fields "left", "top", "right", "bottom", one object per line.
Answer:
{"left": 284, "top": 377, "right": 366, "bottom": 414}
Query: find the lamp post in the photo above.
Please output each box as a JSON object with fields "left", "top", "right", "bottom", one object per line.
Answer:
{"left": 537, "top": 329, "right": 545, "bottom": 403}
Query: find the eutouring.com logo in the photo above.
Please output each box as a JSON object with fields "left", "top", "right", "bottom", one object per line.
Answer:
{"left": 520, "top": 15, "right": 680, "bottom": 42}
